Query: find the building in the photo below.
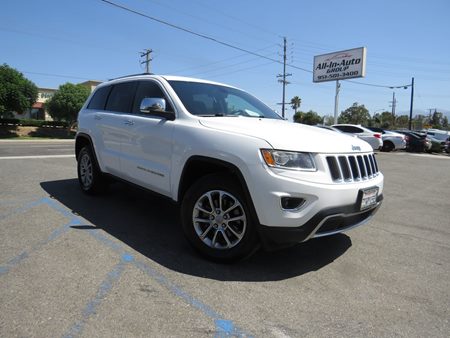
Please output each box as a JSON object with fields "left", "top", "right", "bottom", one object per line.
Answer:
{"left": 30, "top": 88, "right": 57, "bottom": 120}
{"left": 13, "top": 80, "right": 102, "bottom": 121}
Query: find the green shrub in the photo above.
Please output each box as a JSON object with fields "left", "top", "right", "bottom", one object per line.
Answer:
{"left": 0, "top": 118, "right": 68, "bottom": 128}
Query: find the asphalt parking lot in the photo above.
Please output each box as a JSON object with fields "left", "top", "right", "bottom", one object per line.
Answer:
{"left": 0, "top": 140, "right": 449, "bottom": 337}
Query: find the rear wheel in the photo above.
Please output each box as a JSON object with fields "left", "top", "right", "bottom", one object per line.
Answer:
{"left": 77, "top": 146, "right": 107, "bottom": 194}
{"left": 181, "top": 174, "right": 259, "bottom": 262}
{"left": 381, "top": 141, "right": 394, "bottom": 152}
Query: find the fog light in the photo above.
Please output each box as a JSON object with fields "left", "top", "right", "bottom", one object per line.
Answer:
{"left": 281, "top": 197, "right": 305, "bottom": 210}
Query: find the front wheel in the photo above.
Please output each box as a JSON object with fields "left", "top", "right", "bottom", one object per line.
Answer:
{"left": 181, "top": 174, "right": 259, "bottom": 262}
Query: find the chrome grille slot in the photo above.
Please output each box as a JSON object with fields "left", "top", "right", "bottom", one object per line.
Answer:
{"left": 363, "top": 155, "right": 372, "bottom": 177}
{"left": 326, "top": 153, "right": 380, "bottom": 183}
{"left": 357, "top": 156, "right": 366, "bottom": 178}
{"left": 326, "top": 156, "right": 341, "bottom": 181}
{"left": 338, "top": 156, "right": 351, "bottom": 180}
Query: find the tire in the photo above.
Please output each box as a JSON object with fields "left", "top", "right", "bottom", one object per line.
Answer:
{"left": 381, "top": 141, "right": 394, "bottom": 152}
{"left": 181, "top": 173, "right": 260, "bottom": 262}
{"left": 77, "top": 146, "right": 108, "bottom": 194}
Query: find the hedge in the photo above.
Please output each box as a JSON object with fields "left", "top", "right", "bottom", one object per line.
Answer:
{"left": 0, "top": 118, "right": 69, "bottom": 128}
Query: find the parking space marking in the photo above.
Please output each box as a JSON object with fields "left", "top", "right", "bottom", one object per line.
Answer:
{"left": 62, "top": 256, "right": 129, "bottom": 338}
{"left": 0, "top": 155, "right": 75, "bottom": 160}
{"left": 0, "top": 198, "right": 47, "bottom": 222}
{"left": 3, "top": 196, "right": 251, "bottom": 337}
{"left": 0, "top": 214, "right": 81, "bottom": 277}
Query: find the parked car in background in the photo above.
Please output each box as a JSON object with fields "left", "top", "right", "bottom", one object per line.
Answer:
{"left": 367, "top": 127, "right": 406, "bottom": 152}
{"left": 425, "top": 129, "right": 449, "bottom": 153}
{"left": 445, "top": 137, "right": 450, "bottom": 154}
{"left": 427, "top": 138, "right": 443, "bottom": 153}
{"left": 313, "top": 125, "right": 348, "bottom": 134}
{"left": 394, "top": 130, "right": 431, "bottom": 153}
{"left": 332, "top": 124, "right": 383, "bottom": 150}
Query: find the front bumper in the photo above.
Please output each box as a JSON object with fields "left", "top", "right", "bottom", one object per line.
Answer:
{"left": 257, "top": 194, "right": 383, "bottom": 250}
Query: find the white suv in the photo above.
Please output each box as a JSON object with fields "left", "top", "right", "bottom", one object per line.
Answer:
{"left": 76, "top": 74, "right": 383, "bottom": 262}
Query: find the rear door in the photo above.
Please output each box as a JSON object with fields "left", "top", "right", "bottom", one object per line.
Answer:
{"left": 98, "top": 81, "right": 137, "bottom": 176}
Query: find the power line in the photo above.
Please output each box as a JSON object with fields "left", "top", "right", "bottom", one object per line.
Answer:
{"left": 190, "top": 0, "right": 281, "bottom": 39}
{"left": 100, "top": 0, "right": 309, "bottom": 72}
{"left": 174, "top": 45, "right": 278, "bottom": 75}
{"left": 21, "top": 71, "right": 99, "bottom": 81}
{"left": 146, "top": 0, "right": 277, "bottom": 45}
{"left": 100, "top": 0, "right": 420, "bottom": 91}
{"left": 187, "top": 51, "right": 278, "bottom": 77}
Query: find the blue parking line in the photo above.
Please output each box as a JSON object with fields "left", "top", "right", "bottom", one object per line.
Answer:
{"left": 0, "top": 197, "right": 46, "bottom": 222}
{"left": 0, "top": 196, "right": 250, "bottom": 337}
{"left": 62, "top": 255, "right": 128, "bottom": 338}
{"left": 0, "top": 217, "right": 81, "bottom": 277}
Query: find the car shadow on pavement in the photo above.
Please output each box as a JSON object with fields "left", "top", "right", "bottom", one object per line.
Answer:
{"left": 40, "top": 179, "right": 352, "bottom": 282}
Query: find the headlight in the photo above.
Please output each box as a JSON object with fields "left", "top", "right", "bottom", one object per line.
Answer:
{"left": 261, "top": 149, "right": 316, "bottom": 171}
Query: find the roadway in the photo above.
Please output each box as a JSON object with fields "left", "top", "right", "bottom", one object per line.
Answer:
{"left": 0, "top": 140, "right": 449, "bottom": 337}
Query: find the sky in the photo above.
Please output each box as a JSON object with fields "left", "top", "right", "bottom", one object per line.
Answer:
{"left": 1, "top": 0, "right": 449, "bottom": 122}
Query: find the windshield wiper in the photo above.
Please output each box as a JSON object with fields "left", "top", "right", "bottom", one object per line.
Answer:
{"left": 197, "top": 113, "right": 238, "bottom": 117}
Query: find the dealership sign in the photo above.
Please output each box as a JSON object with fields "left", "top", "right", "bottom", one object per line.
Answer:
{"left": 313, "top": 47, "right": 366, "bottom": 83}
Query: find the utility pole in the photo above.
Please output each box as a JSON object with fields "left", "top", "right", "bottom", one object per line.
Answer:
{"left": 277, "top": 37, "right": 291, "bottom": 119}
{"left": 408, "top": 77, "right": 414, "bottom": 130}
{"left": 390, "top": 91, "right": 396, "bottom": 117}
{"left": 333, "top": 80, "right": 340, "bottom": 124}
{"left": 140, "top": 49, "right": 153, "bottom": 73}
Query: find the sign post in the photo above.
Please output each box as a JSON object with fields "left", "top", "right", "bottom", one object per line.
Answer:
{"left": 313, "top": 47, "right": 367, "bottom": 124}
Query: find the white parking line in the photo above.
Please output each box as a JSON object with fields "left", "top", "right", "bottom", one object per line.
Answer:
{"left": 402, "top": 153, "right": 450, "bottom": 160}
{"left": 0, "top": 155, "right": 75, "bottom": 160}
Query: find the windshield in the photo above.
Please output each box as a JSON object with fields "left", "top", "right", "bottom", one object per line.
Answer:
{"left": 428, "top": 132, "right": 448, "bottom": 141}
{"left": 168, "top": 80, "right": 281, "bottom": 119}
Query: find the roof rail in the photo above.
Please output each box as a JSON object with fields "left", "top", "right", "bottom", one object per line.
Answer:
{"left": 108, "top": 73, "right": 154, "bottom": 81}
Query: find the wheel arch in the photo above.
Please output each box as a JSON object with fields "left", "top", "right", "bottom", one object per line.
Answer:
{"left": 178, "top": 156, "right": 260, "bottom": 225}
{"left": 75, "top": 133, "right": 103, "bottom": 171}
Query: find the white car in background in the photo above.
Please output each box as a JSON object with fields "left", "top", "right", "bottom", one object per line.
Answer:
{"left": 332, "top": 124, "right": 383, "bottom": 150}
{"left": 367, "top": 127, "right": 407, "bottom": 152}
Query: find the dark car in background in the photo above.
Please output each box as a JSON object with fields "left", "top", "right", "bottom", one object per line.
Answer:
{"left": 426, "top": 130, "right": 449, "bottom": 153}
{"left": 394, "top": 130, "right": 431, "bottom": 153}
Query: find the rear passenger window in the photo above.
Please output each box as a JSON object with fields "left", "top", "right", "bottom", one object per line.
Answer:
{"left": 105, "top": 82, "right": 137, "bottom": 113}
{"left": 132, "top": 81, "right": 173, "bottom": 114}
{"left": 87, "top": 85, "right": 111, "bottom": 110}
{"left": 339, "top": 126, "right": 362, "bottom": 133}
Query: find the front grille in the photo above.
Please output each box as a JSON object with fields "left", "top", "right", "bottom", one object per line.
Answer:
{"left": 326, "top": 154, "right": 380, "bottom": 182}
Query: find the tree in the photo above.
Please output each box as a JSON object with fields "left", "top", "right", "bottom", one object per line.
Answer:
{"left": 0, "top": 64, "right": 38, "bottom": 117}
{"left": 442, "top": 116, "right": 448, "bottom": 129}
{"left": 46, "top": 83, "right": 90, "bottom": 124}
{"left": 338, "top": 102, "right": 370, "bottom": 125}
{"left": 395, "top": 115, "right": 409, "bottom": 129}
{"left": 412, "top": 114, "right": 427, "bottom": 130}
{"left": 290, "top": 96, "right": 301, "bottom": 114}
{"left": 293, "top": 110, "right": 322, "bottom": 125}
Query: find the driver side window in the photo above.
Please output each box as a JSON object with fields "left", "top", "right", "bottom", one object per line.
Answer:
{"left": 132, "top": 81, "right": 173, "bottom": 114}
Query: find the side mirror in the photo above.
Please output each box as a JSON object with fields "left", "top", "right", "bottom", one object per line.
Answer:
{"left": 139, "top": 97, "right": 175, "bottom": 121}
{"left": 140, "top": 97, "right": 166, "bottom": 113}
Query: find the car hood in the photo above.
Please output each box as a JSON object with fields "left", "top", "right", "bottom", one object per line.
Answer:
{"left": 199, "top": 117, "right": 372, "bottom": 153}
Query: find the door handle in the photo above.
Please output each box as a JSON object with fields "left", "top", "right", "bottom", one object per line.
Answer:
{"left": 124, "top": 119, "right": 134, "bottom": 126}
{"left": 94, "top": 115, "right": 102, "bottom": 120}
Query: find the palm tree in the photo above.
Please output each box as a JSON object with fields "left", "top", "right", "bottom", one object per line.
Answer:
{"left": 290, "top": 96, "right": 301, "bottom": 114}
